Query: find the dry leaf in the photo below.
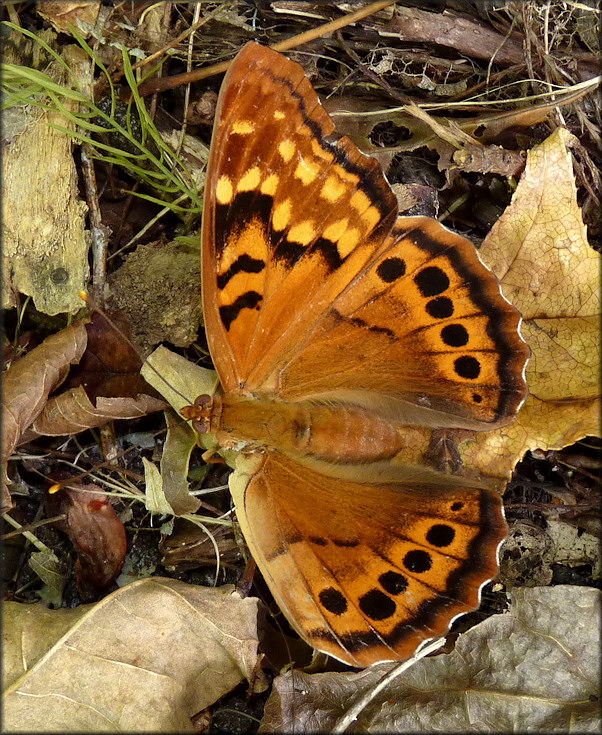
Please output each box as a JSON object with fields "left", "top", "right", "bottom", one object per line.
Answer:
{"left": 160, "top": 409, "right": 202, "bottom": 515}
{"left": 143, "top": 457, "right": 178, "bottom": 515}
{"left": 142, "top": 346, "right": 218, "bottom": 416}
{"left": 36, "top": 2, "right": 101, "bottom": 36}
{"left": 3, "top": 578, "right": 260, "bottom": 732}
{"left": 2, "top": 321, "right": 88, "bottom": 447}
{"left": 28, "top": 551, "right": 65, "bottom": 607}
{"left": 463, "top": 127, "right": 601, "bottom": 479}
{"left": 140, "top": 348, "right": 218, "bottom": 516}
{"left": 260, "top": 585, "right": 600, "bottom": 733}
{"left": 66, "top": 310, "right": 155, "bottom": 400}
{"left": 3, "top": 315, "right": 167, "bottom": 511}
{"left": 328, "top": 83, "right": 592, "bottom": 166}
{"left": 329, "top": 97, "right": 559, "bottom": 161}
{"left": 49, "top": 484, "right": 127, "bottom": 601}
{"left": 23, "top": 310, "right": 170, "bottom": 439}
{"left": 545, "top": 518, "right": 600, "bottom": 577}
{"left": 23, "top": 385, "right": 167, "bottom": 440}
{"left": 1, "top": 320, "right": 88, "bottom": 512}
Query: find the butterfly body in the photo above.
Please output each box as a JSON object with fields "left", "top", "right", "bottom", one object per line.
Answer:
{"left": 187, "top": 42, "right": 530, "bottom": 667}
{"left": 206, "top": 393, "right": 407, "bottom": 464}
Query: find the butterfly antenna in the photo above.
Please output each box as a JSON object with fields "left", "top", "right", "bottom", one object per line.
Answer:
{"left": 78, "top": 290, "right": 194, "bottom": 406}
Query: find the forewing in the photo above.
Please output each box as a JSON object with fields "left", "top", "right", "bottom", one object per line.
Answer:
{"left": 202, "top": 42, "right": 397, "bottom": 392}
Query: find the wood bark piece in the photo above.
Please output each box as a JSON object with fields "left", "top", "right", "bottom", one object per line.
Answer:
{"left": 2, "top": 45, "right": 91, "bottom": 315}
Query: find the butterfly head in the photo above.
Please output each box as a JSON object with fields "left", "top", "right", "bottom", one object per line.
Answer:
{"left": 180, "top": 393, "right": 214, "bottom": 434}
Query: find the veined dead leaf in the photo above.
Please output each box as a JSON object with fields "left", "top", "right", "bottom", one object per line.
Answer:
{"left": 260, "top": 586, "right": 600, "bottom": 733}
{"left": 1, "top": 321, "right": 87, "bottom": 512}
{"left": 36, "top": 2, "right": 101, "bottom": 36}
{"left": 3, "top": 578, "right": 260, "bottom": 732}
{"left": 465, "top": 127, "right": 601, "bottom": 478}
{"left": 23, "top": 385, "right": 166, "bottom": 441}
{"left": 2, "top": 317, "right": 168, "bottom": 512}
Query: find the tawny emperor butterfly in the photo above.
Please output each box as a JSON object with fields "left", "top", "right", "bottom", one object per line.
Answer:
{"left": 182, "top": 42, "right": 529, "bottom": 667}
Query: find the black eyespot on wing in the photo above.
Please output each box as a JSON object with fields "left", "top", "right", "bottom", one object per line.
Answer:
{"left": 377, "top": 257, "right": 406, "bottom": 283}
{"left": 359, "top": 589, "right": 396, "bottom": 621}
{"left": 379, "top": 570, "right": 408, "bottom": 596}
{"left": 425, "top": 524, "right": 455, "bottom": 548}
{"left": 319, "top": 587, "right": 348, "bottom": 615}
{"left": 441, "top": 323, "right": 469, "bottom": 347}
{"left": 426, "top": 296, "right": 454, "bottom": 319}
{"left": 414, "top": 266, "right": 450, "bottom": 297}
{"left": 454, "top": 355, "right": 481, "bottom": 379}
{"left": 403, "top": 549, "right": 432, "bottom": 573}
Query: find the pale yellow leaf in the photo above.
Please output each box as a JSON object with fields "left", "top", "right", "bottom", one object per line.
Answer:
{"left": 3, "top": 578, "right": 259, "bottom": 732}
{"left": 464, "top": 127, "right": 601, "bottom": 478}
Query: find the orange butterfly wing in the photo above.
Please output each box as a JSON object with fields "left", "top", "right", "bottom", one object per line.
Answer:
{"left": 232, "top": 451, "right": 506, "bottom": 667}
{"left": 202, "top": 44, "right": 395, "bottom": 388}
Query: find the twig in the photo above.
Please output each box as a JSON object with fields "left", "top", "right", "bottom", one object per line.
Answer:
{"left": 80, "top": 145, "right": 111, "bottom": 295}
{"left": 137, "top": 1, "right": 396, "bottom": 96}
{"left": 332, "top": 637, "right": 446, "bottom": 733}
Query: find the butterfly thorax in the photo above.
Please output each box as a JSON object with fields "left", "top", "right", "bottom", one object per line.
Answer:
{"left": 208, "top": 393, "right": 407, "bottom": 464}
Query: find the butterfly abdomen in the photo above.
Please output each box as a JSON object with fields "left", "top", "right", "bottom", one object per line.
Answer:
{"left": 214, "top": 393, "right": 406, "bottom": 463}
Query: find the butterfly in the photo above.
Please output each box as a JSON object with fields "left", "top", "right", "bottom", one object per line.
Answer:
{"left": 182, "top": 42, "right": 529, "bottom": 667}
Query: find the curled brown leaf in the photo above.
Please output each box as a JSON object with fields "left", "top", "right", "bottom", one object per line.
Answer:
{"left": 49, "top": 484, "right": 127, "bottom": 601}
{"left": 2, "top": 320, "right": 88, "bottom": 512}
